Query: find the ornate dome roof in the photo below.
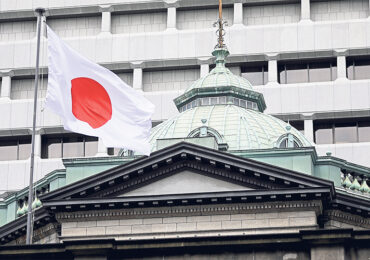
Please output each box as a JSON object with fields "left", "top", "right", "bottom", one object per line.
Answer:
{"left": 185, "top": 52, "right": 253, "bottom": 93}
{"left": 149, "top": 104, "right": 312, "bottom": 153}
{"left": 123, "top": 19, "right": 312, "bottom": 155}
{"left": 173, "top": 48, "right": 266, "bottom": 113}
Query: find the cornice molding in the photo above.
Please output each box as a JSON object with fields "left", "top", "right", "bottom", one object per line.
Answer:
{"left": 41, "top": 142, "right": 335, "bottom": 201}
{"left": 325, "top": 210, "right": 370, "bottom": 229}
{"left": 55, "top": 200, "right": 323, "bottom": 222}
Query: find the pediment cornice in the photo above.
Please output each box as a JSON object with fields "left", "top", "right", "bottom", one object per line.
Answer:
{"left": 41, "top": 142, "right": 335, "bottom": 201}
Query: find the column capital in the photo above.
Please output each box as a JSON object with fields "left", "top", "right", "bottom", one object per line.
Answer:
{"left": 197, "top": 57, "right": 214, "bottom": 65}
{"left": 164, "top": 0, "right": 179, "bottom": 8}
{"left": 99, "top": 5, "right": 114, "bottom": 12}
{"left": 130, "top": 61, "right": 145, "bottom": 69}
{"left": 302, "top": 113, "right": 314, "bottom": 120}
{"left": 28, "top": 127, "right": 43, "bottom": 135}
{"left": 0, "top": 70, "right": 14, "bottom": 77}
{"left": 334, "top": 49, "right": 349, "bottom": 56}
{"left": 265, "top": 53, "right": 280, "bottom": 61}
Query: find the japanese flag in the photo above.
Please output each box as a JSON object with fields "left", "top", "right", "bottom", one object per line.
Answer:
{"left": 45, "top": 26, "right": 155, "bottom": 156}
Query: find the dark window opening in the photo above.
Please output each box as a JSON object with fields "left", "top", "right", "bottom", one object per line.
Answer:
{"left": 278, "top": 59, "right": 337, "bottom": 84}
{"left": 0, "top": 135, "right": 31, "bottom": 161}
{"left": 241, "top": 62, "right": 268, "bottom": 86}
{"left": 314, "top": 117, "right": 370, "bottom": 144}
{"left": 279, "top": 139, "right": 300, "bottom": 148}
{"left": 41, "top": 133, "right": 98, "bottom": 159}
{"left": 347, "top": 56, "right": 370, "bottom": 80}
{"left": 289, "top": 120, "right": 304, "bottom": 135}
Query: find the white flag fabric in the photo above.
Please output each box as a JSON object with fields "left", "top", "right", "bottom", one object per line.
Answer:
{"left": 45, "top": 26, "right": 155, "bottom": 156}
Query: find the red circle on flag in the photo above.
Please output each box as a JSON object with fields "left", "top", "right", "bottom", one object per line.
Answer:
{"left": 71, "top": 77, "right": 112, "bottom": 129}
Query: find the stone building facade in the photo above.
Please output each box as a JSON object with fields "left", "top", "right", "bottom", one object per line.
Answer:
{"left": 0, "top": 1, "right": 370, "bottom": 259}
{"left": 1, "top": 0, "right": 370, "bottom": 195}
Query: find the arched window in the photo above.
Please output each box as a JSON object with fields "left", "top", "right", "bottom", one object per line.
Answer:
{"left": 276, "top": 133, "right": 303, "bottom": 148}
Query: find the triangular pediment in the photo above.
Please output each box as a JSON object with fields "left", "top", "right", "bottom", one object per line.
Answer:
{"left": 120, "top": 170, "right": 250, "bottom": 197}
{"left": 41, "top": 142, "right": 334, "bottom": 201}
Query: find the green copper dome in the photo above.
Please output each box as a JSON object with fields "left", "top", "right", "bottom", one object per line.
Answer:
{"left": 124, "top": 28, "right": 312, "bottom": 155}
{"left": 149, "top": 104, "right": 312, "bottom": 153}
{"left": 145, "top": 45, "right": 313, "bottom": 154}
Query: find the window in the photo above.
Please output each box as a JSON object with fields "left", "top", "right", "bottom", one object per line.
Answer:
{"left": 107, "top": 148, "right": 121, "bottom": 156}
{"left": 289, "top": 121, "right": 304, "bottom": 135}
{"left": 278, "top": 139, "right": 300, "bottom": 148}
{"left": 179, "top": 96, "right": 259, "bottom": 112}
{"left": 152, "top": 121, "right": 162, "bottom": 128}
{"left": 314, "top": 122, "right": 333, "bottom": 144}
{"left": 41, "top": 133, "right": 98, "bottom": 158}
{"left": 278, "top": 59, "right": 337, "bottom": 84}
{"left": 108, "top": 148, "right": 133, "bottom": 156}
{"left": 334, "top": 122, "right": 357, "bottom": 144}
{"left": 241, "top": 63, "right": 268, "bottom": 86}
{"left": 309, "top": 61, "right": 337, "bottom": 82}
{"left": 314, "top": 118, "right": 370, "bottom": 144}
{"left": 276, "top": 133, "right": 302, "bottom": 148}
{"left": 0, "top": 136, "right": 31, "bottom": 161}
{"left": 358, "top": 121, "right": 370, "bottom": 142}
{"left": 347, "top": 56, "right": 370, "bottom": 80}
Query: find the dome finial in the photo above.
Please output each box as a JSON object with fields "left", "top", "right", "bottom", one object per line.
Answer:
{"left": 212, "top": 0, "right": 229, "bottom": 67}
{"left": 214, "top": 0, "right": 227, "bottom": 49}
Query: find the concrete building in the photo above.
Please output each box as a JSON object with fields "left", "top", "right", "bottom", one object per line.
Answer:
{"left": 0, "top": 1, "right": 369, "bottom": 258}
{"left": 1, "top": 0, "right": 370, "bottom": 195}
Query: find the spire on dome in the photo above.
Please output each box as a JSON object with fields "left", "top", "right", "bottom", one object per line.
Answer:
{"left": 214, "top": 0, "right": 227, "bottom": 49}
{"left": 212, "top": 0, "right": 229, "bottom": 67}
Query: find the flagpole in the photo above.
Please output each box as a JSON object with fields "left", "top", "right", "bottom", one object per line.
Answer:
{"left": 26, "top": 7, "right": 45, "bottom": 245}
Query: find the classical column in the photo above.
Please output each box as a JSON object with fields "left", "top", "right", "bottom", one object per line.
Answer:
{"left": 266, "top": 54, "right": 279, "bottom": 84}
{"left": 233, "top": 2, "right": 243, "bottom": 25}
{"left": 304, "top": 119, "right": 314, "bottom": 143}
{"left": 34, "top": 131, "right": 42, "bottom": 158}
{"left": 198, "top": 57, "right": 212, "bottom": 77}
{"left": 335, "top": 49, "right": 348, "bottom": 80}
{"left": 100, "top": 5, "right": 113, "bottom": 34}
{"left": 97, "top": 138, "right": 108, "bottom": 156}
{"left": 0, "top": 70, "right": 13, "bottom": 99}
{"left": 166, "top": 6, "right": 177, "bottom": 30}
{"left": 301, "top": 0, "right": 311, "bottom": 20}
{"left": 131, "top": 62, "right": 144, "bottom": 91}
{"left": 200, "top": 64, "right": 209, "bottom": 77}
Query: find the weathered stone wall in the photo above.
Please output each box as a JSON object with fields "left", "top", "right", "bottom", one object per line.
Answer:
{"left": 58, "top": 201, "right": 321, "bottom": 241}
{"left": 5, "top": 222, "right": 59, "bottom": 245}
{"left": 324, "top": 210, "right": 370, "bottom": 230}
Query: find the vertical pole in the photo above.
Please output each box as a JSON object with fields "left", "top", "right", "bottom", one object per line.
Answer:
{"left": 219, "top": 0, "right": 223, "bottom": 19}
{"left": 26, "top": 7, "right": 45, "bottom": 245}
{"left": 218, "top": 0, "right": 223, "bottom": 47}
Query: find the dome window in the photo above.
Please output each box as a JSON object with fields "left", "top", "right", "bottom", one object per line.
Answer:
{"left": 278, "top": 137, "right": 300, "bottom": 148}
{"left": 276, "top": 125, "right": 303, "bottom": 148}
{"left": 187, "top": 119, "right": 228, "bottom": 151}
{"left": 179, "top": 96, "right": 259, "bottom": 112}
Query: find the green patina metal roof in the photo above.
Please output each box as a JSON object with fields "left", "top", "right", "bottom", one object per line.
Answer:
{"left": 173, "top": 48, "right": 267, "bottom": 112}
{"left": 149, "top": 46, "right": 311, "bottom": 153}
{"left": 149, "top": 104, "right": 312, "bottom": 152}
{"left": 186, "top": 50, "right": 253, "bottom": 92}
